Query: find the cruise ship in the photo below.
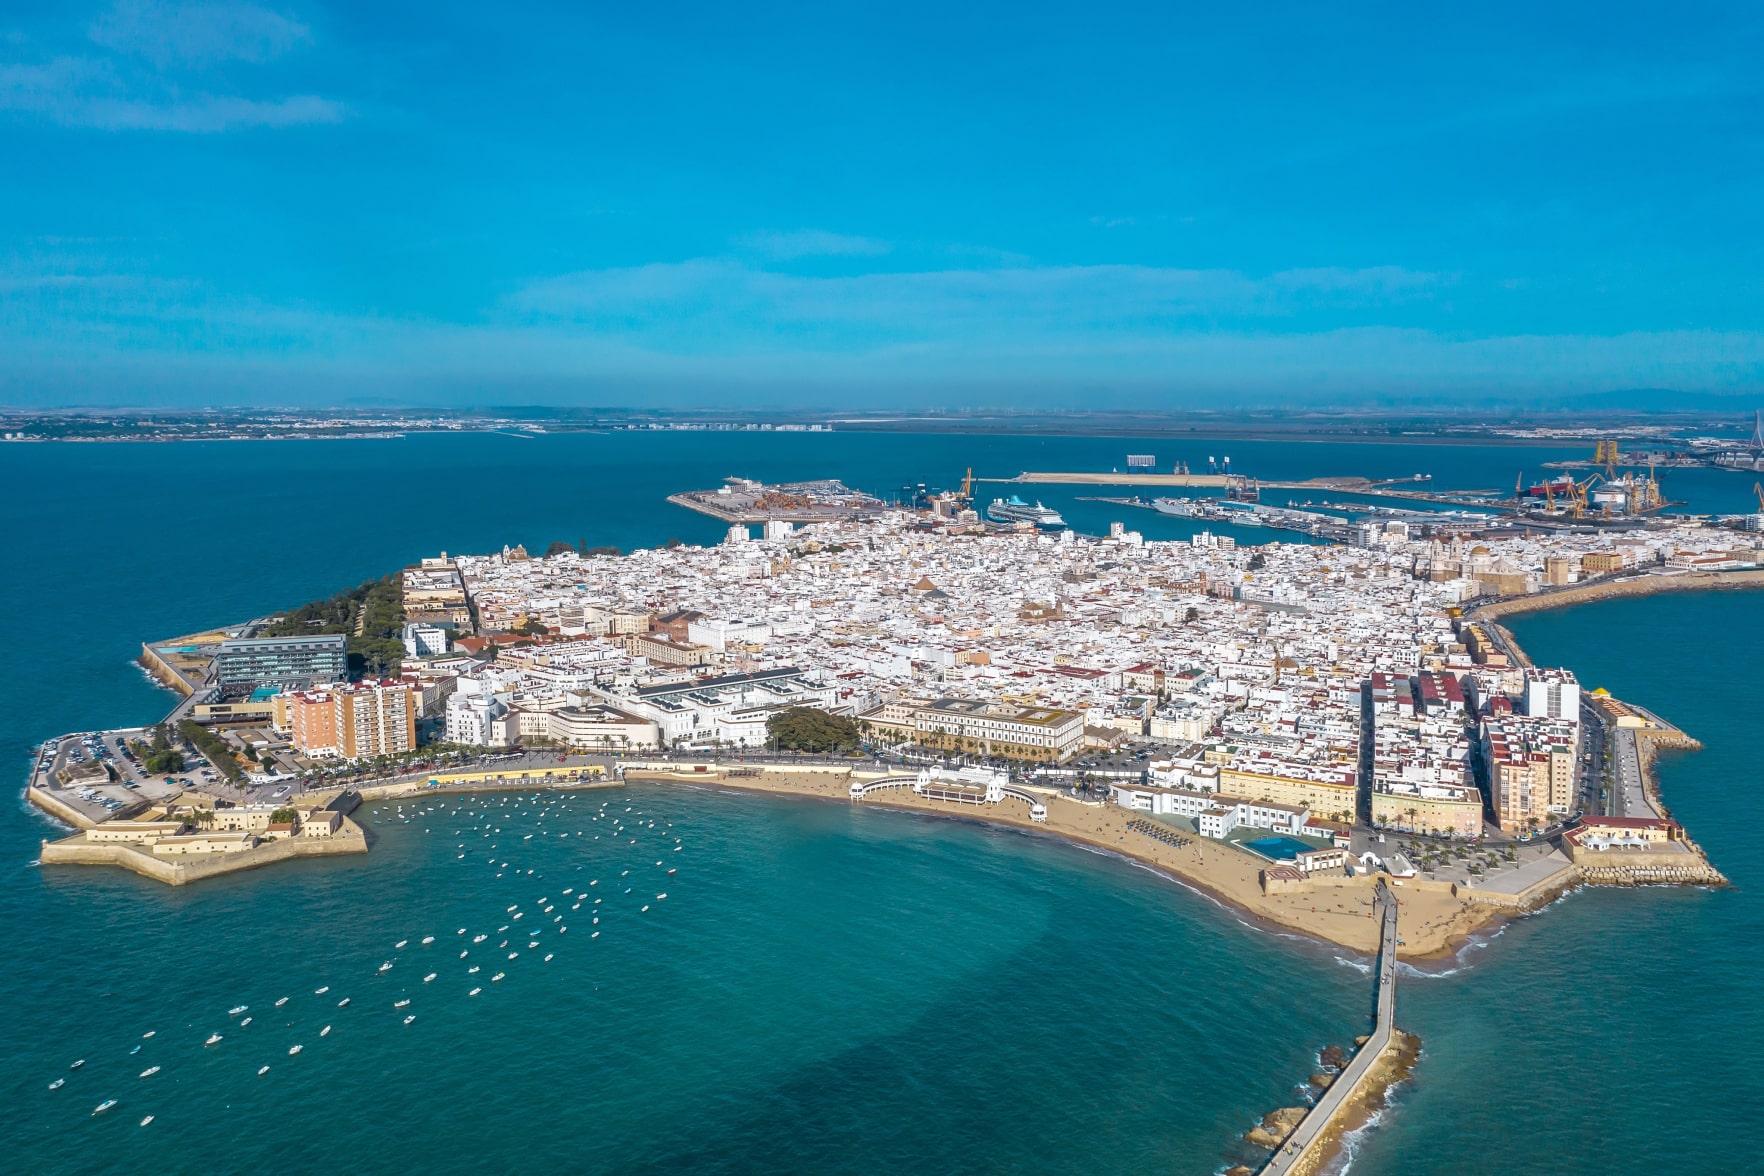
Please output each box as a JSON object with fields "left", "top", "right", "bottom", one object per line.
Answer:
{"left": 986, "top": 496, "right": 1067, "bottom": 530}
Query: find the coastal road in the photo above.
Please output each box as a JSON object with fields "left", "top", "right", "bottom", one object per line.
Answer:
{"left": 1261, "top": 881, "right": 1398, "bottom": 1175}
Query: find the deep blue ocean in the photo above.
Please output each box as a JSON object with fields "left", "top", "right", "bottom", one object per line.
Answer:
{"left": 0, "top": 431, "right": 1757, "bottom": 1174}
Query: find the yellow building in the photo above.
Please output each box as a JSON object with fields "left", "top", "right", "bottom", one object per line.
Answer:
{"left": 864, "top": 698, "right": 1085, "bottom": 762}
{"left": 1370, "top": 784, "right": 1484, "bottom": 837}
{"left": 1218, "top": 763, "right": 1358, "bottom": 823}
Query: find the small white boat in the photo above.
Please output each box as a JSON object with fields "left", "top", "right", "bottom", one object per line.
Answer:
{"left": 337, "top": 997, "right": 350, "bottom": 1008}
{"left": 314, "top": 986, "right": 329, "bottom": 995}
{"left": 130, "top": 1045, "right": 141, "bottom": 1055}
{"left": 544, "top": 954, "right": 554, "bottom": 962}
{"left": 423, "top": 973, "right": 436, "bottom": 983}
{"left": 320, "top": 1026, "right": 331, "bottom": 1037}
{"left": 456, "top": 928, "right": 466, "bottom": 935}
{"left": 49, "top": 1078, "right": 64, "bottom": 1090}
{"left": 274, "top": 997, "right": 288, "bottom": 1007}
{"left": 395, "top": 940, "right": 407, "bottom": 949}
{"left": 240, "top": 1017, "right": 252, "bottom": 1027}
{"left": 421, "top": 936, "right": 434, "bottom": 945}
{"left": 394, "top": 999, "right": 410, "bottom": 1009}
{"left": 656, "top": 893, "right": 667, "bottom": 900}
{"left": 229, "top": 1006, "right": 248, "bottom": 1016}
{"left": 668, "top": 868, "right": 676, "bottom": 875}
{"left": 257, "top": 1066, "right": 270, "bottom": 1076}
{"left": 288, "top": 1045, "right": 302, "bottom": 1056}
{"left": 92, "top": 1099, "right": 116, "bottom": 1115}
{"left": 206, "top": 1033, "right": 223, "bottom": 1046}
{"left": 459, "top": 950, "right": 468, "bottom": 959}
{"left": 507, "top": 952, "right": 519, "bottom": 960}
{"left": 139, "top": 1115, "right": 154, "bottom": 1126}
{"left": 591, "top": 931, "right": 599, "bottom": 938}
{"left": 641, "top": 905, "right": 649, "bottom": 913}
{"left": 473, "top": 934, "right": 486, "bottom": 943}
{"left": 71, "top": 1059, "right": 85, "bottom": 1069}
{"left": 468, "top": 965, "right": 480, "bottom": 974}
{"left": 139, "top": 1066, "right": 160, "bottom": 1078}
{"left": 378, "top": 962, "right": 393, "bottom": 973}
{"left": 491, "top": 972, "right": 505, "bottom": 982}
{"left": 403, "top": 1015, "right": 415, "bottom": 1025}
{"left": 468, "top": 987, "right": 481, "bottom": 996}
{"left": 528, "top": 941, "right": 539, "bottom": 949}
{"left": 142, "top": 1031, "right": 155, "bottom": 1039}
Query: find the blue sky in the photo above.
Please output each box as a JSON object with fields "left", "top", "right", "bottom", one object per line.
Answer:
{"left": 1, "top": 1, "right": 1761, "bottom": 408}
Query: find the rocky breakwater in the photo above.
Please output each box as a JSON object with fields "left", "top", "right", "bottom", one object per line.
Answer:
{"left": 1227, "top": 1031, "right": 1421, "bottom": 1176}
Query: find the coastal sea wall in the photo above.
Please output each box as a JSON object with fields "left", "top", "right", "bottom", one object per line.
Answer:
{"left": 26, "top": 785, "right": 98, "bottom": 831}
{"left": 1475, "top": 568, "right": 1764, "bottom": 669}
{"left": 39, "top": 818, "right": 366, "bottom": 886}
{"left": 136, "top": 642, "right": 195, "bottom": 696}
{"left": 1475, "top": 568, "right": 1764, "bottom": 622}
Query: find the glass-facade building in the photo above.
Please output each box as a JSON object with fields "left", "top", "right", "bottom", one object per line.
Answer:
{"left": 214, "top": 635, "right": 349, "bottom": 688}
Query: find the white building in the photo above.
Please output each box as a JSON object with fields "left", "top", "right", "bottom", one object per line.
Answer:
{"left": 402, "top": 622, "right": 452, "bottom": 658}
{"left": 1523, "top": 668, "right": 1581, "bottom": 721}
{"left": 445, "top": 690, "right": 510, "bottom": 747}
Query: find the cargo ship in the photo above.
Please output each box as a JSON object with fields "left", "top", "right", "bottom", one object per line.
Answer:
{"left": 1525, "top": 474, "right": 1577, "bottom": 498}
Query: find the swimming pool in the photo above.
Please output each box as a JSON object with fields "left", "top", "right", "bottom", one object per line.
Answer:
{"left": 1241, "top": 836, "right": 1321, "bottom": 862}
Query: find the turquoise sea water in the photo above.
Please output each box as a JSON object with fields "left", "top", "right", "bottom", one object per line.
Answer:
{"left": 0, "top": 433, "right": 1758, "bottom": 1174}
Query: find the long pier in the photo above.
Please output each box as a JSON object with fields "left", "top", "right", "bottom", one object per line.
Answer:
{"left": 1261, "top": 881, "right": 1399, "bottom": 1174}
{"left": 975, "top": 471, "right": 1486, "bottom": 508}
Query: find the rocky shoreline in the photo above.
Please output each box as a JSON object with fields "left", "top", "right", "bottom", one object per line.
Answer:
{"left": 1228, "top": 1030, "right": 1422, "bottom": 1176}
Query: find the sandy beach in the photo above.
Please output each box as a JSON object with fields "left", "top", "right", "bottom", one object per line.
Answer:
{"left": 628, "top": 767, "right": 1509, "bottom": 961}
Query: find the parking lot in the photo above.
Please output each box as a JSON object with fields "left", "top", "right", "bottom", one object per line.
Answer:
{"left": 33, "top": 729, "right": 195, "bottom": 823}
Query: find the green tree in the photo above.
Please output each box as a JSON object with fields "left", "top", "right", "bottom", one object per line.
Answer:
{"left": 258, "top": 575, "right": 406, "bottom": 677}
{"left": 544, "top": 541, "right": 576, "bottom": 557}
{"left": 270, "top": 807, "right": 300, "bottom": 824}
{"left": 765, "top": 708, "right": 862, "bottom": 753}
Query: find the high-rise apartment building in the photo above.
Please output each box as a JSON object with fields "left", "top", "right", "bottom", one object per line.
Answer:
{"left": 288, "top": 680, "right": 416, "bottom": 760}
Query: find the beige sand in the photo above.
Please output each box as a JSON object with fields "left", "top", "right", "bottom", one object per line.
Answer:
{"left": 630, "top": 767, "right": 1504, "bottom": 960}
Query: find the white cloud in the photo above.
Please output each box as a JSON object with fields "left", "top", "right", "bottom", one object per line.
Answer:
{"left": 0, "top": 57, "right": 342, "bottom": 129}
{"left": 2, "top": 253, "right": 1754, "bottom": 404}
{"left": 89, "top": 1, "right": 310, "bottom": 67}
{"left": 734, "top": 229, "right": 892, "bottom": 260}
{"left": 510, "top": 259, "right": 1446, "bottom": 343}
{"left": 0, "top": 3, "right": 337, "bottom": 132}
